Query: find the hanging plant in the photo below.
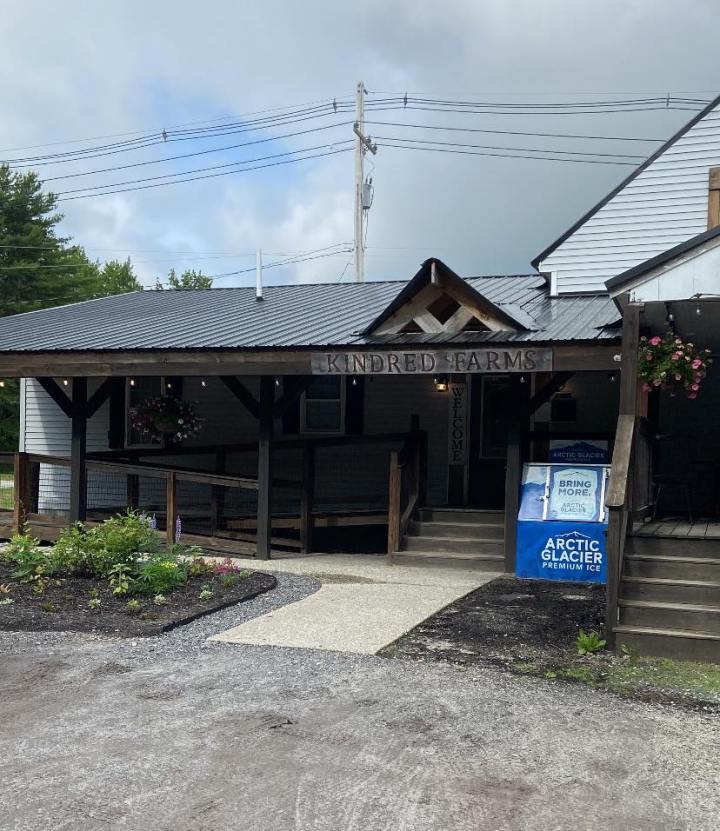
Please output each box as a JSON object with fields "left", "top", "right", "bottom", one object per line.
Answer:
{"left": 129, "top": 396, "right": 204, "bottom": 441}
{"left": 638, "top": 332, "right": 712, "bottom": 399}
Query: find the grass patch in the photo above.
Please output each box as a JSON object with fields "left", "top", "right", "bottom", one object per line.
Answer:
{"left": 606, "top": 656, "right": 720, "bottom": 698}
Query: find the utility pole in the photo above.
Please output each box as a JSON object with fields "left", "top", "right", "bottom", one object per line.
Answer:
{"left": 353, "top": 81, "right": 377, "bottom": 283}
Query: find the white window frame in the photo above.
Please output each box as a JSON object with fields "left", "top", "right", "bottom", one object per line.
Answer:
{"left": 300, "top": 376, "right": 346, "bottom": 435}
{"left": 125, "top": 376, "right": 166, "bottom": 449}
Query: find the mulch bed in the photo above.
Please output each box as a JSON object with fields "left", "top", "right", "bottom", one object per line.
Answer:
{"left": 384, "top": 576, "right": 720, "bottom": 711}
{"left": 0, "top": 562, "right": 276, "bottom": 637}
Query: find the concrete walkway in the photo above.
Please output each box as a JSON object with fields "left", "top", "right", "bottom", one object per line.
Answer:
{"left": 210, "top": 554, "right": 498, "bottom": 654}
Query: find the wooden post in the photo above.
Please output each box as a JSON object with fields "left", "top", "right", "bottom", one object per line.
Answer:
{"left": 503, "top": 422, "right": 522, "bottom": 574}
{"left": 166, "top": 471, "right": 178, "bottom": 546}
{"left": 127, "top": 475, "right": 139, "bottom": 510}
{"left": 619, "top": 302, "right": 641, "bottom": 416}
{"left": 13, "top": 451, "right": 29, "bottom": 534}
{"left": 387, "top": 450, "right": 401, "bottom": 559}
{"left": 300, "top": 444, "right": 315, "bottom": 553}
{"left": 69, "top": 377, "right": 88, "bottom": 523}
{"left": 209, "top": 448, "right": 226, "bottom": 535}
{"left": 256, "top": 375, "right": 274, "bottom": 560}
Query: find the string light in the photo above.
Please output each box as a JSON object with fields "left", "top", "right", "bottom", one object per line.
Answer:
{"left": 200, "top": 378, "right": 207, "bottom": 387}
{"left": 62, "top": 378, "right": 69, "bottom": 386}
{"left": 0, "top": 380, "right": 5, "bottom": 388}
{"left": 129, "top": 378, "right": 136, "bottom": 387}
{"left": 433, "top": 375, "right": 449, "bottom": 392}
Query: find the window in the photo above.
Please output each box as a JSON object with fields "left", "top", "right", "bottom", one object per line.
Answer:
{"left": 126, "top": 377, "right": 163, "bottom": 447}
{"left": 301, "top": 376, "right": 345, "bottom": 434}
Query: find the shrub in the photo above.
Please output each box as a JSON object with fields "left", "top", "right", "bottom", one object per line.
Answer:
{"left": 576, "top": 629, "right": 606, "bottom": 656}
{"left": 89, "top": 511, "right": 160, "bottom": 575}
{"left": 3, "top": 534, "right": 52, "bottom": 583}
{"left": 132, "top": 554, "right": 185, "bottom": 595}
{"left": 52, "top": 524, "right": 105, "bottom": 576}
{"left": 199, "top": 585, "right": 213, "bottom": 601}
{"left": 108, "top": 563, "right": 133, "bottom": 596}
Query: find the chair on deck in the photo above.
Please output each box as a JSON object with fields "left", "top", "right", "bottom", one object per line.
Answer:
{"left": 651, "top": 433, "right": 695, "bottom": 524}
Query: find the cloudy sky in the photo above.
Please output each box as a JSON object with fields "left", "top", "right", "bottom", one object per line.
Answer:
{"left": 2, "top": 0, "right": 719, "bottom": 287}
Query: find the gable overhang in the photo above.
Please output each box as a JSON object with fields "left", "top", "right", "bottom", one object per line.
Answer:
{"left": 607, "top": 224, "right": 720, "bottom": 309}
{"left": 361, "top": 258, "right": 534, "bottom": 336}
{"left": 531, "top": 92, "right": 720, "bottom": 271}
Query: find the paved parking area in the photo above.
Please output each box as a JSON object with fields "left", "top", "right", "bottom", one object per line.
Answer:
{"left": 1, "top": 627, "right": 718, "bottom": 831}
{"left": 209, "top": 554, "right": 498, "bottom": 653}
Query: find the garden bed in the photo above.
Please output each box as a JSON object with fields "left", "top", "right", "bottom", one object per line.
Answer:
{"left": 0, "top": 560, "right": 276, "bottom": 636}
{"left": 383, "top": 576, "right": 720, "bottom": 711}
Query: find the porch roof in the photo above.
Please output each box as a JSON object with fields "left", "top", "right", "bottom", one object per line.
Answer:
{"left": 0, "top": 269, "right": 620, "bottom": 353}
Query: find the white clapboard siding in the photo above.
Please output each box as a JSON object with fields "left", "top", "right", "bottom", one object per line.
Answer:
{"left": 540, "top": 102, "right": 720, "bottom": 294}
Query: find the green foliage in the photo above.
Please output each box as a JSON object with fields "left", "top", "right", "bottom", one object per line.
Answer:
{"left": 576, "top": 629, "right": 607, "bottom": 656}
{"left": 152, "top": 593, "right": 167, "bottom": 606}
{"left": 0, "top": 597, "right": 14, "bottom": 606}
{"left": 219, "top": 572, "right": 240, "bottom": 589}
{"left": 89, "top": 511, "right": 160, "bottom": 574}
{"left": 52, "top": 524, "right": 104, "bottom": 576}
{"left": 126, "top": 598, "right": 141, "bottom": 614}
{"left": 199, "top": 585, "right": 213, "bottom": 601}
{"left": 108, "top": 563, "right": 133, "bottom": 596}
{"left": 155, "top": 268, "right": 213, "bottom": 290}
{"left": 3, "top": 534, "right": 52, "bottom": 583}
{"left": 132, "top": 555, "right": 185, "bottom": 595}
{"left": 40, "top": 601, "right": 56, "bottom": 613}
{"left": 185, "top": 555, "right": 213, "bottom": 579}
{"left": 87, "top": 598, "right": 101, "bottom": 611}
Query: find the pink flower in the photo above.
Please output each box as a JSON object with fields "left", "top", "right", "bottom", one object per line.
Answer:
{"left": 672, "top": 353, "right": 680, "bottom": 361}
{"left": 649, "top": 336, "right": 661, "bottom": 346}
{"left": 653, "top": 379, "right": 662, "bottom": 387}
{"left": 688, "top": 392, "right": 698, "bottom": 400}
{"left": 646, "top": 352, "right": 653, "bottom": 360}
{"left": 692, "top": 358, "right": 702, "bottom": 369}
{"left": 692, "top": 383, "right": 700, "bottom": 391}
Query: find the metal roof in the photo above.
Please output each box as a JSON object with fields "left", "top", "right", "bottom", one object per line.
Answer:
{"left": 0, "top": 274, "right": 621, "bottom": 352}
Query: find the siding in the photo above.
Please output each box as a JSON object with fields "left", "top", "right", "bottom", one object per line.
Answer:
{"left": 540, "top": 103, "right": 720, "bottom": 294}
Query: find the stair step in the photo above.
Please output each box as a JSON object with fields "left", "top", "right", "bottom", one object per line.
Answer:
{"left": 408, "top": 520, "right": 504, "bottom": 541}
{"left": 626, "top": 537, "right": 720, "bottom": 558}
{"left": 624, "top": 555, "right": 720, "bottom": 581}
{"left": 391, "top": 551, "right": 503, "bottom": 571}
{"left": 419, "top": 508, "right": 504, "bottom": 525}
{"left": 619, "top": 599, "right": 720, "bottom": 635}
{"left": 621, "top": 576, "right": 720, "bottom": 606}
{"left": 402, "top": 535, "right": 504, "bottom": 556}
{"left": 613, "top": 624, "right": 720, "bottom": 663}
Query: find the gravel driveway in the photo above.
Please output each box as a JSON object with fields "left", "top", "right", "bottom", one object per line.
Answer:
{"left": 1, "top": 573, "right": 718, "bottom": 831}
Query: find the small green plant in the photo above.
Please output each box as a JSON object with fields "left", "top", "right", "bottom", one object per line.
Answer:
{"left": 199, "top": 585, "right": 213, "bottom": 601}
{"left": 152, "top": 593, "right": 167, "bottom": 606}
{"left": 31, "top": 578, "right": 49, "bottom": 595}
{"left": 576, "top": 629, "right": 607, "bottom": 656}
{"left": 4, "top": 534, "right": 50, "bottom": 583}
{"left": 620, "top": 642, "right": 641, "bottom": 665}
{"left": 88, "top": 587, "right": 100, "bottom": 600}
{"left": 40, "top": 601, "right": 56, "bottom": 613}
{"left": 0, "top": 597, "right": 14, "bottom": 606}
{"left": 185, "top": 555, "right": 213, "bottom": 579}
{"left": 126, "top": 598, "right": 141, "bottom": 614}
{"left": 108, "top": 563, "right": 133, "bottom": 596}
{"left": 219, "top": 572, "right": 239, "bottom": 589}
{"left": 88, "top": 598, "right": 101, "bottom": 611}
{"left": 133, "top": 555, "right": 184, "bottom": 595}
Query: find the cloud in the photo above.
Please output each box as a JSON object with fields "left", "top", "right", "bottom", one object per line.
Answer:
{"left": 2, "top": 0, "right": 718, "bottom": 288}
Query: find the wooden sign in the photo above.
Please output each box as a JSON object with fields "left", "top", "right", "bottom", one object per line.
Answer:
{"left": 311, "top": 347, "right": 552, "bottom": 375}
{"left": 447, "top": 382, "right": 469, "bottom": 504}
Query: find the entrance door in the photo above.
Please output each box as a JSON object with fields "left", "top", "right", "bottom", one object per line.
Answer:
{"left": 468, "top": 375, "right": 528, "bottom": 509}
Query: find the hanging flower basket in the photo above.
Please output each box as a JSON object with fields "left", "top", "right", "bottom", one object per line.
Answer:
{"left": 638, "top": 332, "right": 712, "bottom": 399}
{"left": 129, "top": 396, "right": 204, "bottom": 441}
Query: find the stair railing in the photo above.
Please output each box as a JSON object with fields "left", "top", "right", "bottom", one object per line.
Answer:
{"left": 387, "top": 425, "right": 427, "bottom": 561}
{"left": 604, "top": 413, "right": 637, "bottom": 648}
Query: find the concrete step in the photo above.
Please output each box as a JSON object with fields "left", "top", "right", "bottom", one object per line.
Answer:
{"left": 626, "top": 536, "right": 720, "bottom": 559}
{"left": 619, "top": 599, "right": 720, "bottom": 635}
{"left": 402, "top": 535, "right": 504, "bottom": 557}
{"left": 613, "top": 624, "right": 720, "bottom": 663}
{"left": 391, "top": 550, "right": 504, "bottom": 571}
{"left": 419, "top": 508, "right": 504, "bottom": 525}
{"left": 408, "top": 520, "right": 504, "bottom": 541}
{"left": 624, "top": 555, "right": 720, "bottom": 582}
{"left": 621, "top": 576, "right": 720, "bottom": 606}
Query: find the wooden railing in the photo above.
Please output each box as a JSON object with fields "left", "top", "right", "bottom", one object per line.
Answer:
{"left": 604, "top": 413, "right": 638, "bottom": 648}
{"left": 387, "top": 420, "right": 427, "bottom": 559}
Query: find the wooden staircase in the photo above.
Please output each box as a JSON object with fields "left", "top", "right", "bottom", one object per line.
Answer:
{"left": 393, "top": 507, "right": 505, "bottom": 570}
{"left": 613, "top": 535, "right": 720, "bottom": 662}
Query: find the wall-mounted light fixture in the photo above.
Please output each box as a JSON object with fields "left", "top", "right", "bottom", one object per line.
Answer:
{"left": 129, "top": 378, "right": 136, "bottom": 387}
{"left": 62, "top": 378, "right": 69, "bottom": 387}
{"left": 434, "top": 375, "right": 449, "bottom": 392}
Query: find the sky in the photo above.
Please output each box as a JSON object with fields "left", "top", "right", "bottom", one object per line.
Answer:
{"left": 2, "top": 0, "right": 720, "bottom": 289}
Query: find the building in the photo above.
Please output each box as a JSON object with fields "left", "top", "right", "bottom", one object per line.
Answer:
{"left": 3, "top": 94, "right": 720, "bottom": 661}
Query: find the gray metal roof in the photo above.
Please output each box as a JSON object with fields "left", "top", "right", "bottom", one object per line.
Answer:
{"left": 0, "top": 275, "right": 620, "bottom": 352}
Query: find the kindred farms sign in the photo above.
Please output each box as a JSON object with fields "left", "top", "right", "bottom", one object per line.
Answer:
{"left": 310, "top": 347, "right": 552, "bottom": 375}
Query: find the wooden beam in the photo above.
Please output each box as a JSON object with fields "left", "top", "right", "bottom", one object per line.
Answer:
{"left": 166, "top": 471, "right": 178, "bottom": 546}
{"left": 619, "top": 301, "right": 641, "bottom": 415}
{"left": 13, "top": 452, "right": 29, "bottom": 534}
{"left": 526, "top": 372, "right": 574, "bottom": 415}
{"left": 86, "top": 377, "right": 115, "bottom": 418}
{"left": 256, "top": 376, "right": 274, "bottom": 560}
{"left": 69, "top": 377, "right": 88, "bottom": 523}
{"left": 220, "top": 376, "right": 261, "bottom": 419}
{"left": 36, "top": 377, "right": 73, "bottom": 418}
{"left": 272, "top": 376, "right": 310, "bottom": 418}
{"left": 299, "top": 445, "right": 315, "bottom": 554}
{"left": 709, "top": 167, "right": 720, "bottom": 230}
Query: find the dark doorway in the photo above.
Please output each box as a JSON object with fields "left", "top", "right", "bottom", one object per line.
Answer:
{"left": 468, "top": 375, "right": 529, "bottom": 509}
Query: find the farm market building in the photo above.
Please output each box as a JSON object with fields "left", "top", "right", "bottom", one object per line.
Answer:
{"left": 4, "top": 94, "right": 720, "bottom": 660}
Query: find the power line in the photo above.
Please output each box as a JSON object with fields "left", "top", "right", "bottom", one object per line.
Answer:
{"left": 56, "top": 146, "right": 352, "bottom": 201}
{"left": 379, "top": 141, "right": 638, "bottom": 165}
{"left": 374, "top": 135, "right": 646, "bottom": 160}
{"left": 365, "top": 120, "right": 664, "bottom": 142}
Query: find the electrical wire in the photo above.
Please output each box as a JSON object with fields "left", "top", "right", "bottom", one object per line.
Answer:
{"left": 379, "top": 141, "right": 638, "bottom": 165}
